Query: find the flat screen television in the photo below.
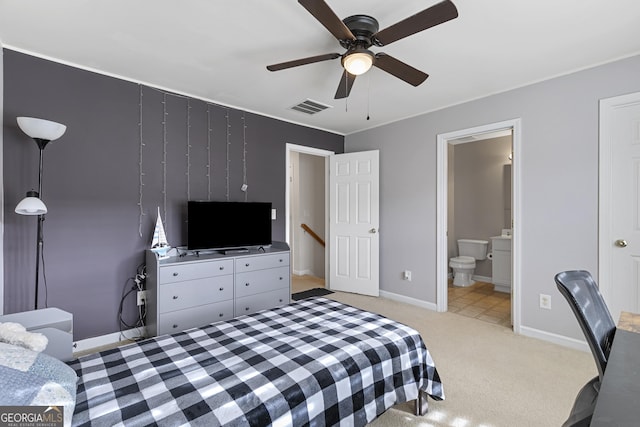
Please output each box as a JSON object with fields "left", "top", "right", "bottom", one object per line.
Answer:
{"left": 187, "top": 201, "right": 272, "bottom": 250}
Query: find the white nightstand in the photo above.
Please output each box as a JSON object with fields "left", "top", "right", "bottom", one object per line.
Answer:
{"left": 0, "top": 308, "right": 73, "bottom": 361}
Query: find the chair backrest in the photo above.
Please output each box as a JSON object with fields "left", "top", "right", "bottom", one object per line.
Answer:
{"left": 555, "top": 270, "right": 616, "bottom": 381}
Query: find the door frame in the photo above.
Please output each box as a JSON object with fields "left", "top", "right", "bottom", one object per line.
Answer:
{"left": 285, "top": 143, "right": 334, "bottom": 283}
{"left": 436, "top": 118, "right": 523, "bottom": 333}
{"left": 598, "top": 91, "right": 640, "bottom": 307}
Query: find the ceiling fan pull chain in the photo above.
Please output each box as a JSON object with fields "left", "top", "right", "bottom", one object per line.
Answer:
{"left": 366, "top": 73, "right": 371, "bottom": 120}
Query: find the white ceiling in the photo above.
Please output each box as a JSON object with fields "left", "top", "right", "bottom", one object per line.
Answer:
{"left": 1, "top": 0, "right": 639, "bottom": 135}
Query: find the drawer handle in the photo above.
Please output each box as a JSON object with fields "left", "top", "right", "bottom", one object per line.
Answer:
{"left": 219, "top": 287, "right": 224, "bottom": 291}
{"left": 172, "top": 324, "right": 178, "bottom": 329}
{"left": 279, "top": 299, "right": 283, "bottom": 303}
{"left": 245, "top": 263, "right": 250, "bottom": 267}
{"left": 219, "top": 313, "right": 224, "bottom": 317}
{"left": 173, "top": 272, "right": 179, "bottom": 277}
{"left": 245, "top": 307, "right": 250, "bottom": 311}
{"left": 245, "top": 283, "right": 250, "bottom": 286}
{"left": 219, "top": 266, "right": 224, "bottom": 270}
{"left": 279, "top": 259, "right": 283, "bottom": 262}
{"left": 279, "top": 277, "right": 283, "bottom": 280}
{"left": 172, "top": 295, "right": 179, "bottom": 300}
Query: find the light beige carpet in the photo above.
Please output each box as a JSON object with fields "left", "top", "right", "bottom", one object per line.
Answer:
{"left": 321, "top": 290, "right": 595, "bottom": 427}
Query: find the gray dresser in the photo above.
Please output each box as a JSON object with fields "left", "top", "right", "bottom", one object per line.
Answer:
{"left": 145, "top": 242, "right": 290, "bottom": 336}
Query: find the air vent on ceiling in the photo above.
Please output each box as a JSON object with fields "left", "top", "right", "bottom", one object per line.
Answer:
{"left": 290, "top": 99, "right": 332, "bottom": 115}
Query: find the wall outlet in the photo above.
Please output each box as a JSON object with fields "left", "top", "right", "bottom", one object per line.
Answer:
{"left": 137, "top": 290, "right": 147, "bottom": 306}
{"left": 539, "top": 294, "right": 551, "bottom": 309}
{"left": 271, "top": 209, "right": 277, "bottom": 220}
{"left": 403, "top": 270, "right": 412, "bottom": 281}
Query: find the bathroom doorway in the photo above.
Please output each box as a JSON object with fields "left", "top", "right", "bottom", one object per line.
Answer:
{"left": 436, "top": 119, "right": 522, "bottom": 333}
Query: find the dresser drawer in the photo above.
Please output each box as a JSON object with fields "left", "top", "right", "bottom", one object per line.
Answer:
{"left": 159, "top": 275, "right": 234, "bottom": 313}
{"left": 235, "top": 288, "right": 290, "bottom": 317}
{"left": 235, "top": 253, "right": 290, "bottom": 273}
{"left": 158, "top": 300, "right": 234, "bottom": 335}
{"left": 235, "top": 266, "right": 290, "bottom": 298}
{"left": 160, "top": 259, "right": 234, "bottom": 283}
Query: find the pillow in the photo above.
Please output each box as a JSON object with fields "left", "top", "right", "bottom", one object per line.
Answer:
{"left": 0, "top": 322, "right": 48, "bottom": 352}
{"left": 0, "top": 342, "right": 77, "bottom": 427}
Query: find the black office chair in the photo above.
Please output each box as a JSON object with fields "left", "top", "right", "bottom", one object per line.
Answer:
{"left": 555, "top": 270, "right": 617, "bottom": 427}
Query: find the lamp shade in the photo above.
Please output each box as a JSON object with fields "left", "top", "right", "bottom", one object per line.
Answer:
{"left": 15, "top": 191, "right": 47, "bottom": 215}
{"left": 342, "top": 50, "right": 374, "bottom": 76}
{"left": 17, "top": 117, "right": 66, "bottom": 141}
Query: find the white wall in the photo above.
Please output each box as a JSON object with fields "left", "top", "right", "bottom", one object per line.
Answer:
{"left": 345, "top": 54, "right": 640, "bottom": 342}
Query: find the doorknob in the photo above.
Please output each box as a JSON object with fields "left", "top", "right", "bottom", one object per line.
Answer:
{"left": 615, "top": 239, "right": 628, "bottom": 247}
{"left": 369, "top": 228, "right": 378, "bottom": 234}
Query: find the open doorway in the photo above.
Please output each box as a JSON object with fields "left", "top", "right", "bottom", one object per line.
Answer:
{"left": 285, "top": 144, "right": 334, "bottom": 295}
{"left": 436, "top": 119, "right": 522, "bottom": 333}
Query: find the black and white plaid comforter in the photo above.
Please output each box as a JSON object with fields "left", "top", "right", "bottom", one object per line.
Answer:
{"left": 69, "top": 297, "right": 444, "bottom": 426}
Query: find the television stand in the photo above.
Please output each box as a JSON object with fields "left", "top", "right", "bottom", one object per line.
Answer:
{"left": 221, "top": 248, "right": 249, "bottom": 255}
{"left": 145, "top": 241, "right": 290, "bottom": 336}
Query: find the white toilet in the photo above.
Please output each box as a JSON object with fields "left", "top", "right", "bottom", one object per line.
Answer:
{"left": 450, "top": 239, "right": 489, "bottom": 287}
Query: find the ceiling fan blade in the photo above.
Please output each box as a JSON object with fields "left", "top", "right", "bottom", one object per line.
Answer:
{"left": 267, "top": 53, "right": 341, "bottom": 71}
{"left": 373, "top": 0, "right": 458, "bottom": 46}
{"left": 334, "top": 71, "right": 357, "bottom": 99}
{"left": 373, "top": 53, "right": 429, "bottom": 86}
{"left": 298, "top": 0, "right": 356, "bottom": 41}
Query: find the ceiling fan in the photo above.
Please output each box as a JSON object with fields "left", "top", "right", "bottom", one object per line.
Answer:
{"left": 267, "top": 0, "right": 458, "bottom": 99}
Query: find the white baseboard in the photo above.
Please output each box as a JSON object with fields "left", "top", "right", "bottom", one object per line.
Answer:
{"left": 379, "top": 290, "right": 438, "bottom": 311}
{"left": 293, "top": 269, "right": 314, "bottom": 276}
{"left": 73, "top": 327, "right": 147, "bottom": 354}
{"left": 519, "top": 325, "right": 589, "bottom": 352}
{"left": 381, "top": 289, "right": 588, "bottom": 353}
{"left": 472, "top": 274, "right": 492, "bottom": 282}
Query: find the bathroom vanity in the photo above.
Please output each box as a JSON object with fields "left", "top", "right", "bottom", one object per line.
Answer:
{"left": 491, "top": 235, "right": 512, "bottom": 293}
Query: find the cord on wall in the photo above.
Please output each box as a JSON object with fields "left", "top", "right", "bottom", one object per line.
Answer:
{"left": 138, "top": 85, "right": 146, "bottom": 237}
{"left": 207, "top": 104, "right": 213, "bottom": 201}
{"left": 118, "top": 263, "right": 147, "bottom": 342}
{"left": 186, "top": 99, "right": 192, "bottom": 201}
{"left": 161, "top": 93, "right": 169, "bottom": 236}
{"left": 242, "top": 112, "right": 248, "bottom": 201}
{"left": 225, "top": 108, "right": 231, "bottom": 201}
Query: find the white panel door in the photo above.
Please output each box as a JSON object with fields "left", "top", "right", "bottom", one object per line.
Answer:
{"left": 329, "top": 150, "right": 379, "bottom": 296}
{"left": 600, "top": 92, "right": 640, "bottom": 321}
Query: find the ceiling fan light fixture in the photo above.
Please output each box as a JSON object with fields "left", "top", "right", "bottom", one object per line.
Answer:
{"left": 342, "top": 49, "right": 374, "bottom": 75}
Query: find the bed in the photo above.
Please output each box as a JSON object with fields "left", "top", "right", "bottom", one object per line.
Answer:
{"left": 68, "top": 297, "right": 444, "bottom": 426}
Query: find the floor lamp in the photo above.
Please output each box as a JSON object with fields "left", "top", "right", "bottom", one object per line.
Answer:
{"left": 14, "top": 117, "right": 67, "bottom": 310}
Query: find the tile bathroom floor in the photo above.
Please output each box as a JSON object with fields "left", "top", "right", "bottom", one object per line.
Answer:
{"left": 448, "top": 280, "right": 512, "bottom": 328}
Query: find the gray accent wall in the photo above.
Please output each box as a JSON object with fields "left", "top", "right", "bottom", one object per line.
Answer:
{"left": 3, "top": 49, "right": 343, "bottom": 340}
{"left": 345, "top": 54, "right": 640, "bottom": 342}
{"left": 0, "top": 44, "right": 4, "bottom": 313}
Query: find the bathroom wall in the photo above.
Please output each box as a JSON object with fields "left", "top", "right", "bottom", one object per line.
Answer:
{"left": 452, "top": 135, "right": 512, "bottom": 278}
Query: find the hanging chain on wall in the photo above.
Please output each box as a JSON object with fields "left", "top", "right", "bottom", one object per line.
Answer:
{"left": 242, "top": 112, "right": 248, "bottom": 202}
{"left": 207, "top": 104, "right": 213, "bottom": 201}
{"left": 186, "top": 99, "right": 192, "bottom": 201}
{"left": 162, "top": 93, "right": 169, "bottom": 233}
{"left": 225, "top": 108, "right": 231, "bottom": 201}
{"left": 138, "top": 85, "right": 146, "bottom": 237}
